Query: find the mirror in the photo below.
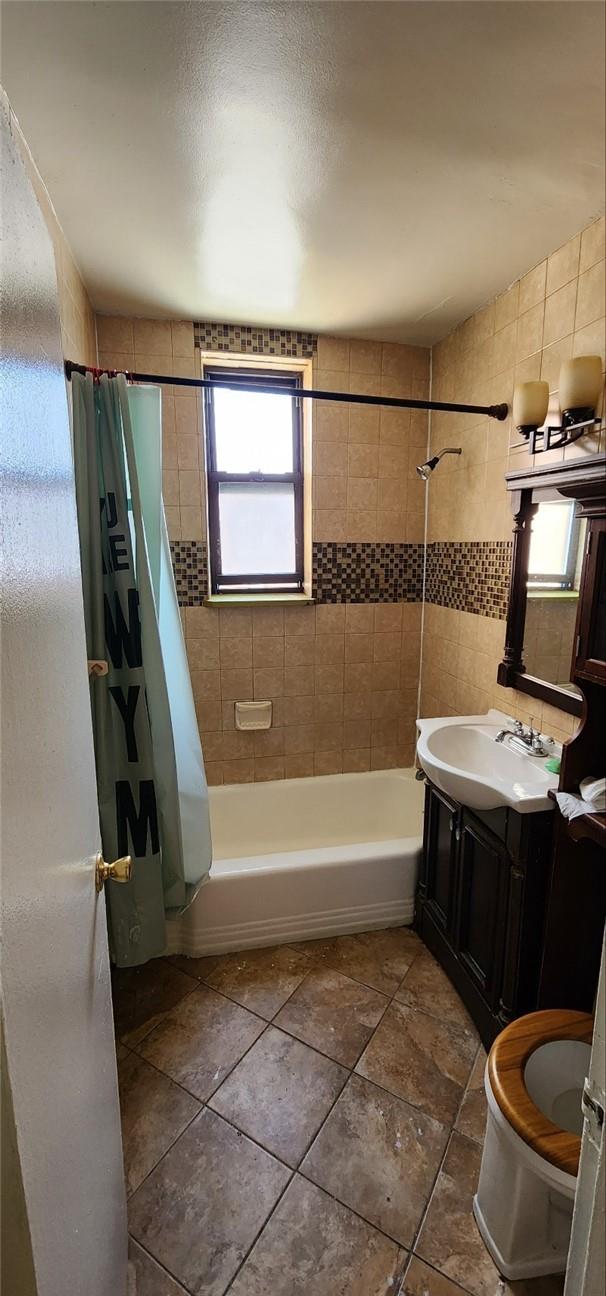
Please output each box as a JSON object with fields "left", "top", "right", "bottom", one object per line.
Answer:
{"left": 523, "top": 498, "right": 585, "bottom": 701}
{"left": 499, "top": 453, "right": 606, "bottom": 718}
{"left": 496, "top": 461, "right": 596, "bottom": 718}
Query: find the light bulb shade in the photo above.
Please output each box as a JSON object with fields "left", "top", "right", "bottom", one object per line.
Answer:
{"left": 559, "top": 355, "right": 603, "bottom": 418}
{"left": 513, "top": 380, "right": 549, "bottom": 431}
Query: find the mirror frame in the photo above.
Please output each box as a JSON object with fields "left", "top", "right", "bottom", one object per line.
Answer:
{"left": 498, "top": 454, "right": 606, "bottom": 718}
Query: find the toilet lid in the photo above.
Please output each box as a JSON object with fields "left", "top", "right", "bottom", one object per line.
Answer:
{"left": 488, "top": 1009, "right": 593, "bottom": 1176}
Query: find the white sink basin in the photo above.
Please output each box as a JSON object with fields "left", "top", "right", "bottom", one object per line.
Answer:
{"left": 416, "top": 710, "right": 560, "bottom": 813}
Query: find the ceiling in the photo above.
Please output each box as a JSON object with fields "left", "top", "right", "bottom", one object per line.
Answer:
{"left": 2, "top": 1, "right": 604, "bottom": 344}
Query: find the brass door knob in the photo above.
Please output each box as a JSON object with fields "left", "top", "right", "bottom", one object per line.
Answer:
{"left": 95, "top": 852, "right": 132, "bottom": 892}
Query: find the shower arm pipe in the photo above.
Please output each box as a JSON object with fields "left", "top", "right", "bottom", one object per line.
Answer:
{"left": 64, "top": 360, "right": 509, "bottom": 421}
{"left": 434, "top": 446, "right": 462, "bottom": 462}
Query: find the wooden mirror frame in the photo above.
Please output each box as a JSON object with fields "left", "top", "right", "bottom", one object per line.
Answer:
{"left": 497, "top": 454, "right": 606, "bottom": 718}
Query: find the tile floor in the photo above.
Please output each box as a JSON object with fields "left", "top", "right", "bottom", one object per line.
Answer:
{"left": 114, "top": 928, "right": 566, "bottom": 1296}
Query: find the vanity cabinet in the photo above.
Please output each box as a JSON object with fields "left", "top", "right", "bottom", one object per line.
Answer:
{"left": 416, "top": 781, "right": 553, "bottom": 1048}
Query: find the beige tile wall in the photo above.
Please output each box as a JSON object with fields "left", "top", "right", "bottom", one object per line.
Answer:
{"left": 312, "top": 335, "right": 429, "bottom": 545}
{"left": 524, "top": 597, "right": 578, "bottom": 688}
{"left": 96, "top": 316, "right": 430, "bottom": 781}
{"left": 185, "top": 599, "right": 422, "bottom": 784}
{"left": 423, "top": 216, "right": 605, "bottom": 743}
{"left": 19, "top": 101, "right": 604, "bottom": 775}
{"left": 97, "top": 316, "right": 203, "bottom": 540}
{"left": 51, "top": 230, "right": 97, "bottom": 367}
{"left": 17, "top": 122, "right": 97, "bottom": 366}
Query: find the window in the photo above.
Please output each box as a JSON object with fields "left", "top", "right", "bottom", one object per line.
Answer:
{"left": 204, "top": 366, "right": 304, "bottom": 595}
{"left": 527, "top": 499, "right": 580, "bottom": 590}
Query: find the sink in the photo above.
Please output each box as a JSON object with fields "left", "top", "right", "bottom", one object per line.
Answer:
{"left": 416, "top": 710, "right": 560, "bottom": 813}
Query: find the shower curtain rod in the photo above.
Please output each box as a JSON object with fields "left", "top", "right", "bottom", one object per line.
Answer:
{"left": 64, "top": 360, "right": 509, "bottom": 421}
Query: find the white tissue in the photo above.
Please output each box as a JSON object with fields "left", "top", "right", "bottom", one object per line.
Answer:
{"left": 579, "top": 776, "right": 606, "bottom": 806}
{"left": 555, "top": 793, "right": 594, "bottom": 821}
{"left": 555, "top": 774, "right": 606, "bottom": 821}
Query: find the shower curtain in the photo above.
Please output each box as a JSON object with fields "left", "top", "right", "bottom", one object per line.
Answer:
{"left": 72, "top": 372, "right": 211, "bottom": 966}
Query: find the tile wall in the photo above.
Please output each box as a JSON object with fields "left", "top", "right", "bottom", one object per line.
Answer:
{"left": 97, "top": 217, "right": 604, "bottom": 768}
{"left": 422, "top": 215, "right": 605, "bottom": 744}
{"left": 524, "top": 597, "right": 578, "bottom": 688}
{"left": 96, "top": 317, "right": 430, "bottom": 781}
{"left": 16, "top": 119, "right": 97, "bottom": 366}
{"left": 18, "top": 105, "right": 604, "bottom": 775}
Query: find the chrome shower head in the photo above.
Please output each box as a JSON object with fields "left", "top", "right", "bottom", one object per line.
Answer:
{"left": 416, "top": 457, "right": 439, "bottom": 480}
{"left": 416, "top": 447, "right": 462, "bottom": 479}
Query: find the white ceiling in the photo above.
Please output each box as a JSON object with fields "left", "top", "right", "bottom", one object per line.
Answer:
{"left": 2, "top": 1, "right": 604, "bottom": 344}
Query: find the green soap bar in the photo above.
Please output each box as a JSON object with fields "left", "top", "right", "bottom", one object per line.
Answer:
{"left": 545, "top": 757, "right": 561, "bottom": 774}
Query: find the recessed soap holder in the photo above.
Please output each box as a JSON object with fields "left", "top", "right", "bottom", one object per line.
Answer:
{"left": 235, "top": 700, "right": 272, "bottom": 731}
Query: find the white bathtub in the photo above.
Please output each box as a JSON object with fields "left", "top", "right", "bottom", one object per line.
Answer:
{"left": 166, "top": 768, "right": 424, "bottom": 957}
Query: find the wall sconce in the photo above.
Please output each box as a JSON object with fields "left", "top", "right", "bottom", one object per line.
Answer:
{"left": 512, "top": 381, "right": 549, "bottom": 438}
{"left": 559, "top": 355, "right": 603, "bottom": 427}
{"left": 513, "top": 355, "right": 603, "bottom": 454}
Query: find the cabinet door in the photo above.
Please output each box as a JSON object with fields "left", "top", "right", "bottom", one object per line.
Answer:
{"left": 455, "top": 813, "right": 509, "bottom": 1009}
{"left": 422, "top": 784, "right": 459, "bottom": 937}
{"left": 574, "top": 518, "right": 606, "bottom": 684}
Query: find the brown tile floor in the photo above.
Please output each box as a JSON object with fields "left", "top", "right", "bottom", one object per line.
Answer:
{"left": 114, "top": 929, "right": 566, "bottom": 1296}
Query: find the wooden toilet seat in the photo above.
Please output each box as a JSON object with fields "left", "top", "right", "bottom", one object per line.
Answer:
{"left": 488, "top": 1009, "right": 594, "bottom": 1176}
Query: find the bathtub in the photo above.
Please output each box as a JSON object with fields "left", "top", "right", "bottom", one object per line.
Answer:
{"left": 165, "top": 768, "right": 424, "bottom": 957}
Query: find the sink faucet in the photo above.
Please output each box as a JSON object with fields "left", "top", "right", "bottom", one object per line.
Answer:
{"left": 495, "top": 718, "right": 552, "bottom": 757}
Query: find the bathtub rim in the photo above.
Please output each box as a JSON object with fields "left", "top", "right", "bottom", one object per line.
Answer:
{"left": 210, "top": 833, "right": 423, "bottom": 878}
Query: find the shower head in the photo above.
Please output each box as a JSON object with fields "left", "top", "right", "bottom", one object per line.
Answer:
{"left": 416, "top": 447, "right": 462, "bottom": 479}
{"left": 416, "top": 457, "right": 439, "bottom": 481}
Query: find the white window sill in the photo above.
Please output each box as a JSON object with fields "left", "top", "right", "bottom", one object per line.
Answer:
{"left": 526, "top": 590, "right": 579, "bottom": 601}
{"left": 204, "top": 593, "right": 315, "bottom": 608}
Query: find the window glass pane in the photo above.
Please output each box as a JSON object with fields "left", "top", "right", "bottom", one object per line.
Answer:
{"left": 218, "top": 482, "right": 297, "bottom": 576}
{"left": 528, "top": 501, "right": 574, "bottom": 582}
{"left": 213, "top": 387, "right": 294, "bottom": 473}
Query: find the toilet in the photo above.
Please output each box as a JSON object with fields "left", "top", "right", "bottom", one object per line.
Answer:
{"left": 473, "top": 1009, "right": 593, "bottom": 1281}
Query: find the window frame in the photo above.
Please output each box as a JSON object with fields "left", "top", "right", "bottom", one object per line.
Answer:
{"left": 203, "top": 364, "right": 304, "bottom": 595}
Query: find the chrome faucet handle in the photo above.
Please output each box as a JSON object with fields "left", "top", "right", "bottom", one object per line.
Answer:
{"left": 513, "top": 718, "right": 525, "bottom": 735}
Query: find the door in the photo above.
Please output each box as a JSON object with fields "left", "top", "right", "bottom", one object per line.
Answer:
{"left": 455, "top": 812, "right": 509, "bottom": 1011}
{"left": 0, "top": 95, "right": 127, "bottom": 1295}
{"left": 422, "top": 784, "right": 459, "bottom": 937}
{"left": 565, "top": 932, "right": 605, "bottom": 1296}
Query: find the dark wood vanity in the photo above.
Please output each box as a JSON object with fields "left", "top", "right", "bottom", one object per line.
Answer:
{"left": 416, "top": 453, "right": 606, "bottom": 1047}
{"left": 417, "top": 783, "right": 553, "bottom": 1047}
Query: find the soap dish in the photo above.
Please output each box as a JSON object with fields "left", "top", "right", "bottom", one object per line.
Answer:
{"left": 235, "top": 700, "right": 272, "bottom": 731}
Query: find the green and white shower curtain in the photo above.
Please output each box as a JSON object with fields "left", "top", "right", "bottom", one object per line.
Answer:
{"left": 72, "top": 373, "right": 211, "bottom": 966}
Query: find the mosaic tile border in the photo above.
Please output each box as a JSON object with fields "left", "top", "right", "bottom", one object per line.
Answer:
{"left": 193, "top": 321, "right": 317, "bottom": 358}
{"left": 169, "top": 537, "right": 512, "bottom": 616}
{"left": 425, "top": 540, "right": 512, "bottom": 620}
{"left": 169, "top": 540, "right": 208, "bottom": 606}
{"left": 312, "top": 542, "right": 425, "bottom": 604}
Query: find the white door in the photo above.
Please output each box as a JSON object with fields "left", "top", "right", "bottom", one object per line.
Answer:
{"left": 564, "top": 931, "right": 605, "bottom": 1296}
{"left": 0, "top": 96, "right": 127, "bottom": 1294}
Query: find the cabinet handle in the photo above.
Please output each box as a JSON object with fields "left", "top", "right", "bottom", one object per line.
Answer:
{"left": 450, "top": 813, "right": 461, "bottom": 842}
